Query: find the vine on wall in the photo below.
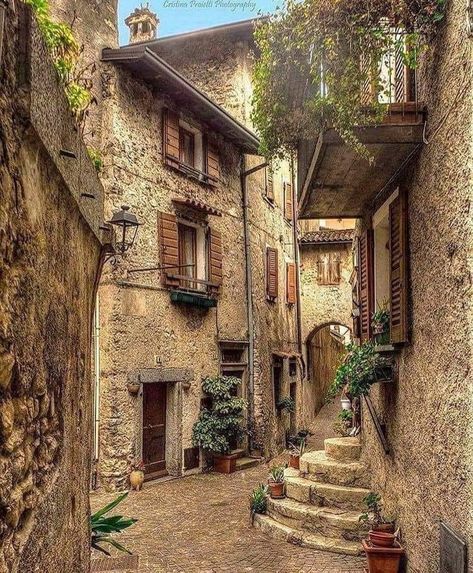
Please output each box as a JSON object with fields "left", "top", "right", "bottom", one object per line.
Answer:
{"left": 251, "top": 0, "right": 446, "bottom": 159}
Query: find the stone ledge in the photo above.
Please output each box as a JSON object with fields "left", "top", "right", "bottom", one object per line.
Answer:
{"left": 128, "top": 367, "right": 194, "bottom": 384}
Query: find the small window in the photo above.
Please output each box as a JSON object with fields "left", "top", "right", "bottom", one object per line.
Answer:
{"left": 266, "top": 247, "right": 278, "bottom": 300}
{"left": 289, "top": 358, "right": 297, "bottom": 377}
{"left": 317, "top": 255, "right": 341, "bottom": 285}
{"left": 265, "top": 166, "right": 274, "bottom": 202}
{"left": 177, "top": 221, "right": 207, "bottom": 291}
{"left": 141, "top": 21, "right": 150, "bottom": 33}
{"left": 179, "top": 128, "right": 195, "bottom": 168}
{"left": 272, "top": 356, "right": 283, "bottom": 415}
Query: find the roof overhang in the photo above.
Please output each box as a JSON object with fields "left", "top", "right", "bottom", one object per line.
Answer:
{"left": 298, "top": 107, "right": 425, "bottom": 218}
{"left": 101, "top": 46, "right": 260, "bottom": 153}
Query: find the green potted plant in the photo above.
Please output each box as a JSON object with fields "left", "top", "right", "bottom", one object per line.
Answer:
{"left": 267, "top": 465, "right": 286, "bottom": 498}
{"left": 277, "top": 395, "right": 295, "bottom": 413}
{"left": 192, "top": 375, "right": 247, "bottom": 474}
{"left": 250, "top": 484, "right": 269, "bottom": 521}
{"left": 371, "top": 302, "right": 390, "bottom": 345}
{"left": 91, "top": 492, "right": 137, "bottom": 556}
{"left": 288, "top": 436, "right": 306, "bottom": 470}
{"left": 332, "top": 409, "right": 354, "bottom": 437}
{"left": 360, "top": 492, "right": 404, "bottom": 573}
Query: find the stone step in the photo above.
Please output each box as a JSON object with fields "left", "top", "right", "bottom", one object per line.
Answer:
{"left": 267, "top": 497, "right": 367, "bottom": 541}
{"left": 253, "top": 514, "right": 362, "bottom": 556}
{"left": 285, "top": 475, "right": 369, "bottom": 511}
{"left": 230, "top": 448, "right": 246, "bottom": 459}
{"left": 235, "top": 456, "right": 260, "bottom": 471}
{"left": 300, "top": 450, "right": 369, "bottom": 488}
{"left": 324, "top": 437, "right": 361, "bottom": 462}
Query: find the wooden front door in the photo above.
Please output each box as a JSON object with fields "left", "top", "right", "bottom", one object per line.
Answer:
{"left": 142, "top": 383, "right": 167, "bottom": 478}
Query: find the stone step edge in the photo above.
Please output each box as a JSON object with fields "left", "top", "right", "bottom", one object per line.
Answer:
{"left": 286, "top": 475, "right": 371, "bottom": 495}
{"left": 253, "top": 514, "right": 362, "bottom": 556}
{"left": 268, "top": 496, "right": 364, "bottom": 525}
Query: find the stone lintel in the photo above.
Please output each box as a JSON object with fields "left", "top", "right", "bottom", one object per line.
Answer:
{"left": 128, "top": 368, "right": 194, "bottom": 384}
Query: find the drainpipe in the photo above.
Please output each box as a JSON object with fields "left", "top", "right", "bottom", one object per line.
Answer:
{"left": 93, "top": 294, "right": 101, "bottom": 474}
{"left": 291, "top": 156, "right": 303, "bottom": 367}
{"left": 241, "top": 156, "right": 267, "bottom": 451}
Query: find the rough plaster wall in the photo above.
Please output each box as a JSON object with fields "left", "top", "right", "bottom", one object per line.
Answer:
{"left": 299, "top": 243, "right": 353, "bottom": 429}
{"left": 97, "top": 70, "right": 249, "bottom": 489}
{"left": 0, "top": 10, "right": 102, "bottom": 571}
{"left": 359, "top": 0, "right": 473, "bottom": 570}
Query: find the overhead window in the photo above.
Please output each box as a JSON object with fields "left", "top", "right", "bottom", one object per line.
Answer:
{"left": 265, "top": 165, "right": 274, "bottom": 202}
{"left": 317, "top": 254, "right": 341, "bottom": 285}
{"left": 284, "top": 181, "right": 293, "bottom": 222}
{"left": 179, "top": 128, "right": 195, "bottom": 168}
{"left": 266, "top": 247, "right": 278, "bottom": 301}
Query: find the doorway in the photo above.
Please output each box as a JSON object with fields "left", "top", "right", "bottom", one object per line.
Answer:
{"left": 142, "top": 383, "right": 167, "bottom": 479}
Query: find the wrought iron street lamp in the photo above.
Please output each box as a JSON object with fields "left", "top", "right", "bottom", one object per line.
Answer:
{"left": 108, "top": 205, "right": 141, "bottom": 255}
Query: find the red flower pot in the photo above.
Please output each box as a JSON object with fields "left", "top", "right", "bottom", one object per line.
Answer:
{"left": 369, "top": 531, "right": 396, "bottom": 547}
{"left": 289, "top": 454, "right": 300, "bottom": 470}
{"left": 268, "top": 482, "right": 285, "bottom": 498}
{"left": 213, "top": 453, "right": 238, "bottom": 474}
{"left": 362, "top": 539, "right": 404, "bottom": 573}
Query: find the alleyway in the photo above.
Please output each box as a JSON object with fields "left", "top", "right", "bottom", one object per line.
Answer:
{"left": 91, "top": 448, "right": 366, "bottom": 572}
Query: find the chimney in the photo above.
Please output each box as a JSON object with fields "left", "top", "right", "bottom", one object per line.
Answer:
{"left": 125, "top": 4, "right": 159, "bottom": 44}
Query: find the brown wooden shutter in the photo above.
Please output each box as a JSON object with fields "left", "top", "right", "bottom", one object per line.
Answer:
{"left": 286, "top": 262, "right": 296, "bottom": 304}
{"left": 358, "top": 229, "right": 374, "bottom": 341}
{"left": 266, "top": 247, "right": 278, "bottom": 299}
{"left": 158, "top": 212, "right": 179, "bottom": 287}
{"left": 284, "top": 182, "right": 293, "bottom": 221}
{"left": 163, "top": 109, "right": 180, "bottom": 168}
{"left": 265, "top": 167, "right": 274, "bottom": 201}
{"left": 208, "top": 227, "right": 223, "bottom": 289}
{"left": 205, "top": 139, "right": 220, "bottom": 184}
{"left": 389, "top": 190, "right": 408, "bottom": 344}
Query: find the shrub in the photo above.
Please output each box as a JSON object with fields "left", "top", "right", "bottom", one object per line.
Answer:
{"left": 250, "top": 484, "right": 269, "bottom": 515}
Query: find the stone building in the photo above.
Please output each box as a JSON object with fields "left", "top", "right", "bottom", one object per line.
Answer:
{"left": 89, "top": 15, "right": 302, "bottom": 489}
{"left": 0, "top": 4, "right": 106, "bottom": 572}
{"left": 297, "top": 0, "right": 473, "bottom": 569}
{"left": 298, "top": 220, "right": 355, "bottom": 423}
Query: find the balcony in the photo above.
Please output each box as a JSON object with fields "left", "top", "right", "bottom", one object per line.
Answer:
{"left": 298, "top": 39, "right": 426, "bottom": 219}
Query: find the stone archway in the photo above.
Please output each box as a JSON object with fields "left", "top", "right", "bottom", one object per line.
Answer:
{"left": 305, "top": 322, "right": 351, "bottom": 416}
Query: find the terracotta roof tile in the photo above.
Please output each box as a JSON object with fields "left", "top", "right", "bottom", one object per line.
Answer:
{"left": 300, "top": 229, "right": 355, "bottom": 244}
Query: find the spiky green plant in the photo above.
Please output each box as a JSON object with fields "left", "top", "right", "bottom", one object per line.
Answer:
{"left": 91, "top": 492, "right": 137, "bottom": 556}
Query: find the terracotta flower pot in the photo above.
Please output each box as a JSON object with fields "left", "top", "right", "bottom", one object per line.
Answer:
{"left": 372, "top": 522, "right": 395, "bottom": 534}
{"left": 213, "top": 453, "right": 238, "bottom": 474}
{"left": 127, "top": 382, "right": 141, "bottom": 395}
{"left": 362, "top": 539, "right": 404, "bottom": 573}
{"left": 369, "top": 530, "right": 396, "bottom": 547}
{"left": 289, "top": 454, "right": 300, "bottom": 470}
{"left": 268, "top": 482, "right": 285, "bottom": 498}
{"left": 129, "top": 470, "right": 144, "bottom": 491}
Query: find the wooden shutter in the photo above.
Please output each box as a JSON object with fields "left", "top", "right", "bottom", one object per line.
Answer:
{"left": 158, "top": 212, "right": 179, "bottom": 287}
{"left": 358, "top": 229, "right": 374, "bottom": 341}
{"left": 163, "top": 109, "right": 180, "bottom": 168}
{"left": 265, "top": 167, "right": 274, "bottom": 201}
{"left": 284, "top": 182, "right": 293, "bottom": 221}
{"left": 205, "top": 139, "right": 220, "bottom": 184}
{"left": 286, "top": 262, "right": 296, "bottom": 304}
{"left": 389, "top": 190, "right": 408, "bottom": 344}
{"left": 208, "top": 227, "right": 223, "bottom": 289}
{"left": 266, "top": 247, "right": 278, "bottom": 299}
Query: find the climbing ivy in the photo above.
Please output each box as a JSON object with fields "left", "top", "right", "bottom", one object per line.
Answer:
{"left": 24, "top": 0, "right": 93, "bottom": 120}
{"left": 252, "top": 0, "right": 446, "bottom": 159}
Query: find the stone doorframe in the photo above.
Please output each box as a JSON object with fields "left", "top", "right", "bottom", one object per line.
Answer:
{"left": 127, "top": 368, "right": 194, "bottom": 477}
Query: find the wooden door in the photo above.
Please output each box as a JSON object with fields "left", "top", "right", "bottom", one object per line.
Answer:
{"left": 142, "top": 383, "right": 167, "bottom": 478}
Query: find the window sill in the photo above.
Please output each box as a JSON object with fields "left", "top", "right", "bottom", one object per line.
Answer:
{"left": 262, "top": 195, "right": 275, "bottom": 208}
{"left": 165, "top": 157, "right": 219, "bottom": 187}
{"left": 374, "top": 344, "right": 397, "bottom": 354}
{"left": 170, "top": 289, "right": 217, "bottom": 309}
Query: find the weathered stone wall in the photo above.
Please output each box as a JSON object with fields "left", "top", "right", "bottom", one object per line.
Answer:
{"left": 0, "top": 6, "right": 104, "bottom": 572}
{"left": 359, "top": 0, "right": 473, "bottom": 570}
{"left": 299, "top": 242, "right": 353, "bottom": 428}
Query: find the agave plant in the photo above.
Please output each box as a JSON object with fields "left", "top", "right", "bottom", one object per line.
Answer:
{"left": 91, "top": 492, "right": 137, "bottom": 556}
{"left": 250, "top": 484, "right": 269, "bottom": 515}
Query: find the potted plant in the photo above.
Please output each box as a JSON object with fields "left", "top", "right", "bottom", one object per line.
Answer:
{"left": 359, "top": 492, "right": 403, "bottom": 573}
{"left": 340, "top": 394, "right": 352, "bottom": 410}
{"left": 267, "top": 465, "right": 286, "bottom": 498}
{"left": 91, "top": 492, "right": 137, "bottom": 556}
{"left": 332, "top": 409, "right": 354, "bottom": 437}
{"left": 250, "top": 483, "right": 268, "bottom": 522}
{"left": 288, "top": 436, "right": 306, "bottom": 469}
{"left": 129, "top": 460, "right": 145, "bottom": 491}
{"left": 192, "top": 375, "right": 247, "bottom": 474}
{"left": 371, "top": 302, "right": 390, "bottom": 345}
{"left": 277, "top": 395, "right": 295, "bottom": 413}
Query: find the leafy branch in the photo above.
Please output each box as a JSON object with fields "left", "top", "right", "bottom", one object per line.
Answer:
{"left": 91, "top": 492, "right": 137, "bottom": 556}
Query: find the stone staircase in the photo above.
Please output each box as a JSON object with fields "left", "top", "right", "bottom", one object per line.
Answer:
{"left": 232, "top": 448, "right": 261, "bottom": 471}
{"left": 253, "top": 437, "right": 370, "bottom": 556}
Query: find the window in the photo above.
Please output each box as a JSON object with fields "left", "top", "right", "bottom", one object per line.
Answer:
{"left": 158, "top": 211, "right": 223, "bottom": 293}
{"left": 286, "top": 262, "right": 296, "bottom": 304}
{"left": 284, "top": 181, "right": 293, "bottom": 222}
{"left": 163, "top": 109, "right": 220, "bottom": 186}
{"left": 266, "top": 247, "right": 278, "bottom": 300}
{"left": 272, "top": 356, "right": 283, "bottom": 414}
{"left": 317, "top": 254, "right": 341, "bottom": 285}
{"left": 357, "top": 186, "right": 408, "bottom": 344}
{"left": 265, "top": 166, "right": 274, "bottom": 202}
{"left": 179, "top": 128, "right": 195, "bottom": 168}
{"left": 141, "top": 21, "right": 150, "bottom": 33}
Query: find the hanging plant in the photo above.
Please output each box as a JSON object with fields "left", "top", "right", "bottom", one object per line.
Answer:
{"left": 252, "top": 0, "right": 446, "bottom": 160}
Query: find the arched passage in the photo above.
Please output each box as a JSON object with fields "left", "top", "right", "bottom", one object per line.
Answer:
{"left": 305, "top": 322, "right": 351, "bottom": 415}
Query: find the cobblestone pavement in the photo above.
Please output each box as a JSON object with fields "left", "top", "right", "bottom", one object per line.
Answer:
{"left": 91, "top": 460, "right": 366, "bottom": 573}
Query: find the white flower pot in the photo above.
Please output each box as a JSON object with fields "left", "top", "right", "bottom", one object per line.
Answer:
{"left": 341, "top": 398, "right": 352, "bottom": 410}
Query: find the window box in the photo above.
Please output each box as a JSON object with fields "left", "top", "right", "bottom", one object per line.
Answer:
{"left": 170, "top": 290, "right": 217, "bottom": 308}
